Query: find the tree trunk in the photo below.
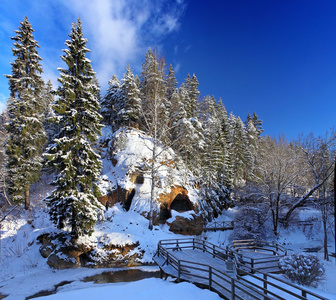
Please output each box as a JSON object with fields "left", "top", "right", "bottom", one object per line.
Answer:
{"left": 284, "top": 182, "right": 325, "bottom": 222}
{"left": 323, "top": 217, "right": 329, "bottom": 260}
{"left": 24, "top": 186, "right": 30, "bottom": 210}
{"left": 271, "top": 208, "right": 277, "bottom": 236}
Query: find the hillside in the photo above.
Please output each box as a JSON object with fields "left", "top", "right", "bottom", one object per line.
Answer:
{"left": 98, "top": 126, "right": 201, "bottom": 219}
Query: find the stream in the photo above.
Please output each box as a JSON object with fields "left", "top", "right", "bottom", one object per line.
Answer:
{"left": 25, "top": 268, "right": 161, "bottom": 299}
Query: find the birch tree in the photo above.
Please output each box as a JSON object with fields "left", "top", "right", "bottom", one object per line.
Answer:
{"left": 252, "top": 136, "right": 304, "bottom": 236}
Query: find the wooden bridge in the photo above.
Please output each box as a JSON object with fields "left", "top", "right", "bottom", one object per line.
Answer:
{"left": 153, "top": 238, "right": 328, "bottom": 300}
{"left": 203, "top": 221, "right": 234, "bottom": 232}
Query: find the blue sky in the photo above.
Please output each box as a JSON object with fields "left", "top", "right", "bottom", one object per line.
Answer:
{"left": 0, "top": 0, "right": 335, "bottom": 140}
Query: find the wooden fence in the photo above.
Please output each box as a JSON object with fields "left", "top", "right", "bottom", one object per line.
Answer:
{"left": 202, "top": 221, "right": 234, "bottom": 231}
{"left": 154, "top": 238, "right": 328, "bottom": 300}
{"left": 227, "top": 239, "right": 287, "bottom": 273}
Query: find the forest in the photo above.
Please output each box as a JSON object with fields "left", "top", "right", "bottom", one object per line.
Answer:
{"left": 0, "top": 16, "right": 335, "bottom": 264}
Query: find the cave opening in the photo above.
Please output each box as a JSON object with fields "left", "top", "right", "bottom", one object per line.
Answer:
{"left": 170, "top": 193, "right": 193, "bottom": 212}
{"left": 124, "top": 189, "right": 135, "bottom": 211}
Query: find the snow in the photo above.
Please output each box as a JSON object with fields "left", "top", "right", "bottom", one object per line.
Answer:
{"left": 0, "top": 203, "right": 222, "bottom": 299}
{"left": 168, "top": 209, "right": 195, "bottom": 222}
{"left": 98, "top": 127, "right": 200, "bottom": 214}
{"left": 1, "top": 200, "right": 336, "bottom": 299}
{"left": 1, "top": 127, "right": 336, "bottom": 299}
{"left": 38, "top": 278, "right": 221, "bottom": 300}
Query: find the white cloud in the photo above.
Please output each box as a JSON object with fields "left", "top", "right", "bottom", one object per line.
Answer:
{"left": 60, "top": 0, "right": 186, "bottom": 88}
{"left": 174, "top": 62, "right": 181, "bottom": 73}
{"left": 0, "top": 0, "right": 186, "bottom": 97}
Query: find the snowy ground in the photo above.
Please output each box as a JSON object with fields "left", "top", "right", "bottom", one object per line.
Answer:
{"left": 1, "top": 204, "right": 336, "bottom": 299}
{"left": 36, "top": 278, "right": 221, "bottom": 300}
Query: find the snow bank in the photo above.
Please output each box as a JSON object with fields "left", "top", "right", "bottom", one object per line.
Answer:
{"left": 39, "top": 278, "right": 221, "bottom": 300}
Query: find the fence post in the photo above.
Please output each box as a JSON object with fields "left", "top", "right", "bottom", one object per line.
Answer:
{"left": 193, "top": 238, "right": 195, "bottom": 250}
{"left": 213, "top": 245, "right": 215, "bottom": 258}
{"left": 251, "top": 258, "right": 254, "bottom": 272}
{"left": 302, "top": 290, "right": 307, "bottom": 298}
{"left": 231, "top": 278, "right": 235, "bottom": 300}
{"left": 177, "top": 260, "right": 181, "bottom": 282}
{"left": 203, "top": 240, "right": 205, "bottom": 253}
{"left": 263, "top": 273, "right": 268, "bottom": 300}
{"left": 209, "top": 266, "right": 212, "bottom": 290}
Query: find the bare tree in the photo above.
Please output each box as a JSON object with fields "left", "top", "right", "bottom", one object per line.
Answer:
{"left": 250, "top": 136, "right": 305, "bottom": 236}
{"left": 140, "top": 50, "right": 171, "bottom": 230}
{"left": 284, "top": 133, "right": 335, "bottom": 222}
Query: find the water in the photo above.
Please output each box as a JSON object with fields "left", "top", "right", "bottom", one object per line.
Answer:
{"left": 83, "top": 268, "right": 160, "bottom": 284}
{"left": 25, "top": 268, "right": 160, "bottom": 299}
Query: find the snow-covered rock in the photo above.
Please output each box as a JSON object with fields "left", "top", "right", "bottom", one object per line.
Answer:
{"left": 98, "top": 127, "right": 201, "bottom": 226}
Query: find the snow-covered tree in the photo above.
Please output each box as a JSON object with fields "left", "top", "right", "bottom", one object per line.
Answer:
{"left": 45, "top": 19, "right": 103, "bottom": 238}
{"left": 121, "top": 64, "right": 141, "bottom": 128}
{"left": 228, "top": 114, "right": 252, "bottom": 186}
{"left": 5, "top": 16, "right": 46, "bottom": 209}
{"left": 289, "top": 133, "right": 335, "bottom": 259}
{"left": 100, "top": 75, "right": 124, "bottom": 130}
{"left": 140, "top": 49, "right": 168, "bottom": 139}
{"left": 140, "top": 50, "right": 172, "bottom": 229}
{"left": 172, "top": 78, "right": 204, "bottom": 177}
{"left": 0, "top": 112, "right": 9, "bottom": 206}
{"left": 198, "top": 96, "right": 231, "bottom": 219}
{"left": 41, "top": 80, "right": 57, "bottom": 147}
{"left": 216, "top": 99, "right": 233, "bottom": 188}
{"left": 184, "top": 74, "right": 199, "bottom": 119}
{"left": 251, "top": 136, "right": 304, "bottom": 236}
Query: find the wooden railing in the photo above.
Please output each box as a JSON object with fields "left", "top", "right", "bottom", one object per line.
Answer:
{"left": 202, "top": 221, "right": 234, "bottom": 231}
{"left": 154, "top": 238, "right": 328, "bottom": 300}
{"left": 227, "top": 239, "right": 287, "bottom": 273}
{"left": 228, "top": 239, "right": 287, "bottom": 256}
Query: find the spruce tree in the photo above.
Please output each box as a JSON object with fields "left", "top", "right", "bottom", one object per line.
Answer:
{"left": 100, "top": 75, "right": 124, "bottom": 130}
{"left": 228, "top": 114, "right": 252, "bottom": 186}
{"left": 45, "top": 19, "right": 103, "bottom": 238}
{"left": 5, "top": 16, "right": 46, "bottom": 209}
{"left": 216, "top": 99, "right": 233, "bottom": 188}
{"left": 184, "top": 74, "right": 200, "bottom": 119}
{"left": 121, "top": 64, "right": 141, "bottom": 128}
{"left": 41, "top": 80, "right": 57, "bottom": 147}
{"left": 174, "top": 76, "right": 204, "bottom": 177}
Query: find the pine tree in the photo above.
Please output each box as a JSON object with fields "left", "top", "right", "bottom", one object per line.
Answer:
{"left": 247, "top": 112, "right": 263, "bottom": 137}
{"left": 41, "top": 80, "right": 57, "bottom": 147}
{"left": 0, "top": 112, "right": 9, "bottom": 206}
{"left": 173, "top": 76, "right": 204, "bottom": 177}
{"left": 45, "top": 19, "right": 103, "bottom": 238}
{"left": 184, "top": 74, "right": 200, "bottom": 119}
{"left": 121, "top": 64, "right": 141, "bottom": 128}
{"left": 100, "top": 75, "right": 124, "bottom": 130}
{"left": 228, "top": 114, "right": 252, "bottom": 186}
{"left": 166, "top": 65, "right": 178, "bottom": 106}
{"left": 216, "top": 99, "right": 233, "bottom": 188}
{"left": 198, "top": 96, "right": 232, "bottom": 219}
{"left": 5, "top": 16, "right": 46, "bottom": 209}
{"left": 166, "top": 64, "right": 179, "bottom": 130}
